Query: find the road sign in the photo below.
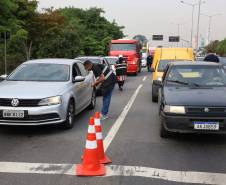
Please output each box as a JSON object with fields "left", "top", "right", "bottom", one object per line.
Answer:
{"left": 152, "top": 35, "right": 163, "bottom": 41}
{"left": 169, "top": 36, "right": 180, "bottom": 42}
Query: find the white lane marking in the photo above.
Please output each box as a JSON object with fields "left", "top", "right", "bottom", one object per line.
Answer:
{"left": 142, "top": 76, "right": 147, "bottom": 81}
{"left": 0, "top": 162, "right": 75, "bottom": 176}
{"left": 103, "top": 84, "right": 143, "bottom": 152}
{"left": 0, "top": 162, "right": 226, "bottom": 185}
{"left": 106, "top": 165, "right": 225, "bottom": 185}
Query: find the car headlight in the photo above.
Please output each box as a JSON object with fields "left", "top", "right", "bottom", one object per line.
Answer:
{"left": 164, "top": 105, "right": 185, "bottom": 114}
{"left": 38, "top": 96, "right": 62, "bottom": 106}
{"left": 157, "top": 77, "right": 162, "bottom": 81}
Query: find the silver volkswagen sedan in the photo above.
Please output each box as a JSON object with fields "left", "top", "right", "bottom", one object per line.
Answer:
{"left": 0, "top": 59, "right": 96, "bottom": 129}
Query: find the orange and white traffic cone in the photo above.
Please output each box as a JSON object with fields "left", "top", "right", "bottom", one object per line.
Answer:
{"left": 94, "top": 112, "right": 112, "bottom": 164}
{"left": 76, "top": 117, "right": 106, "bottom": 176}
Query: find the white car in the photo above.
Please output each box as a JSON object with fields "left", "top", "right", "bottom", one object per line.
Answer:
{"left": 0, "top": 59, "right": 96, "bottom": 129}
{"left": 141, "top": 53, "right": 147, "bottom": 67}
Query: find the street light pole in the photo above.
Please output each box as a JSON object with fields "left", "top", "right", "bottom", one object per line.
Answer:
{"left": 201, "top": 13, "right": 221, "bottom": 44}
{"left": 196, "top": 0, "right": 202, "bottom": 52}
{"left": 180, "top": 1, "right": 197, "bottom": 48}
{"left": 4, "top": 31, "right": 7, "bottom": 75}
{"left": 191, "top": 5, "right": 195, "bottom": 48}
{"left": 171, "top": 22, "right": 184, "bottom": 47}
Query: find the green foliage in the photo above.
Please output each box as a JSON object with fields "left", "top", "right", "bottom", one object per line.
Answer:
{"left": 0, "top": 3, "right": 124, "bottom": 74}
{"left": 204, "top": 39, "right": 226, "bottom": 57}
{"left": 133, "top": 35, "right": 147, "bottom": 46}
{"left": 216, "top": 39, "right": 226, "bottom": 57}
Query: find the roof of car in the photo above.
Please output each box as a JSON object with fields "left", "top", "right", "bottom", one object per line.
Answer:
{"left": 170, "top": 61, "right": 222, "bottom": 66}
{"left": 76, "top": 56, "right": 103, "bottom": 59}
{"left": 24, "top": 59, "right": 80, "bottom": 65}
{"left": 105, "top": 56, "right": 118, "bottom": 58}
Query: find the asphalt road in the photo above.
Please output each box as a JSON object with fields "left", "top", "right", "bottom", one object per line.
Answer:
{"left": 1, "top": 69, "right": 226, "bottom": 185}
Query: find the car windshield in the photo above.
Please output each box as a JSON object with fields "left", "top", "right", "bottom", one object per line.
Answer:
{"left": 157, "top": 60, "right": 175, "bottom": 72}
{"left": 7, "top": 63, "right": 70, "bottom": 82}
{"left": 158, "top": 60, "right": 191, "bottom": 72}
{"left": 111, "top": 43, "right": 136, "bottom": 51}
{"left": 106, "top": 58, "right": 118, "bottom": 65}
{"left": 166, "top": 65, "right": 226, "bottom": 87}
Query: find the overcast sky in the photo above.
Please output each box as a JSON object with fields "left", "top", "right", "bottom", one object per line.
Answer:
{"left": 37, "top": 0, "right": 226, "bottom": 46}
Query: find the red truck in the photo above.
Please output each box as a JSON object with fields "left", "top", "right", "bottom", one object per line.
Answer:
{"left": 109, "top": 39, "right": 142, "bottom": 75}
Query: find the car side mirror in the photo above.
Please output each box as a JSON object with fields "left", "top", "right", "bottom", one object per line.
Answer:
{"left": 153, "top": 80, "right": 162, "bottom": 87}
{"left": 150, "top": 68, "right": 155, "bottom": 72}
{"left": 73, "top": 76, "right": 85, "bottom": 83}
{"left": 0, "top": 74, "right": 7, "bottom": 81}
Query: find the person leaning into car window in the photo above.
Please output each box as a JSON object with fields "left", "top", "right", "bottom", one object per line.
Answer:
{"left": 83, "top": 60, "right": 116, "bottom": 120}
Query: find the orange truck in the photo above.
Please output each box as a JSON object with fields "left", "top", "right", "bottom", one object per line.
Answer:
{"left": 109, "top": 39, "right": 142, "bottom": 75}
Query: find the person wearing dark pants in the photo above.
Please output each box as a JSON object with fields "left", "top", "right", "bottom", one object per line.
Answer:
{"left": 147, "top": 55, "right": 153, "bottom": 72}
{"left": 115, "top": 55, "right": 127, "bottom": 91}
{"left": 83, "top": 60, "right": 116, "bottom": 120}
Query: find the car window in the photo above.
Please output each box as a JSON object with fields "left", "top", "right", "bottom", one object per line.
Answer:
{"left": 106, "top": 58, "right": 118, "bottom": 65}
{"left": 7, "top": 63, "right": 70, "bottom": 82}
{"left": 77, "top": 62, "right": 87, "bottom": 77}
{"left": 72, "top": 63, "right": 82, "bottom": 78}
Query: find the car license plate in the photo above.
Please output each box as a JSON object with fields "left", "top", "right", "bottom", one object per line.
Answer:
{"left": 193, "top": 121, "right": 219, "bottom": 130}
{"left": 2, "top": 110, "right": 25, "bottom": 118}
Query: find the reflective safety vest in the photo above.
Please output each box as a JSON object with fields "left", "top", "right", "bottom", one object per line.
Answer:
{"left": 95, "top": 64, "right": 116, "bottom": 95}
{"left": 115, "top": 61, "right": 127, "bottom": 76}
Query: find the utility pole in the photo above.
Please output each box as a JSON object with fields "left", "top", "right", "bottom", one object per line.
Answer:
{"left": 196, "top": 0, "right": 202, "bottom": 52}
{"left": 4, "top": 31, "right": 7, "bottom": 75}
{"left": 180, "top": 1, "right": 198, "bottom": 48}
{"left": 201, "top": 13, "right": 221, "bottom": 44}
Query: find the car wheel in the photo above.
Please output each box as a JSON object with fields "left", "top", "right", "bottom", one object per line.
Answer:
{"left": 134, "top": 72, "right": 138, "bottom": 76}
{"left": 62, "top": 100, "right": 75, "bottom": 129}
{"left": 160, "top": 121, "right": 170, "bottom": 138}
{"left": 88, "top": 90, "right": 96, "bottom": 110}
{"left": 152, "top": 85, "right": 158, "bottom": 102}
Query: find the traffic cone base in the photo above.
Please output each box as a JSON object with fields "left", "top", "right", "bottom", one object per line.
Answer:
{"left": 76, "top": 164, "right": 106, "bottom": 176}
{"left": 100, "top": 155, "right": 112, "bottom": 164}
{"left": 76, "top": 117, "right": 106, "bottom": 177}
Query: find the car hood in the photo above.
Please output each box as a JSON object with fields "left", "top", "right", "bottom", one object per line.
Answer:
{"left": 164, "top": 86, "right": 226, "bottom": 106}
{"left": 0, "top": 81, "right": 69, "bottom": 99}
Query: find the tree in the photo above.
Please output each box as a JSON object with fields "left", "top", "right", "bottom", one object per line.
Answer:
{"left": 60, "top": 7, "right": 124, "bottom": 56}
{"left": 0, "top": 5, "right": 125, "bottom": 74}
{"left": 133, "top": 35, "right": 148, "bottom": 46}
{"left": 216, "top": 39, "right": 226, "bottom": 57}
{"left": 204, "top": 40, "right": 219, "bottom": 54}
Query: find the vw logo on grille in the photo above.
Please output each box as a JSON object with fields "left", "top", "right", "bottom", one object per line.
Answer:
{"left": 11, "top": 99, "right": 19, "bottom": 107}
{"left": 204, "top": 108, "right": 209, "bottom": 113}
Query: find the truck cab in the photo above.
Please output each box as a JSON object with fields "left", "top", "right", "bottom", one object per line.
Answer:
{"left": 109, "top": 39, "right": 142, "bottom": 75}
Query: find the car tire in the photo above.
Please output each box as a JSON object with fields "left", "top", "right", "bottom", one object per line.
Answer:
{"left": 134, "top": 72, "right": 138, "bottom": 76}
{"left": 152, "top": 85, "right": 158, "bottom": 102}
{"left": 160, "top": 121, "right": 170, "bottom": 138}
{"left": 62, "top": 100, "right": 75, "bottom": 129}
{"left": 88, "top": 90, "right": 96, "bottom": 110}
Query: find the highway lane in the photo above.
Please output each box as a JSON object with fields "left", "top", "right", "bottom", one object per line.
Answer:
{"left": 1, "top": 69, "right": 226, "bottom": 185}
